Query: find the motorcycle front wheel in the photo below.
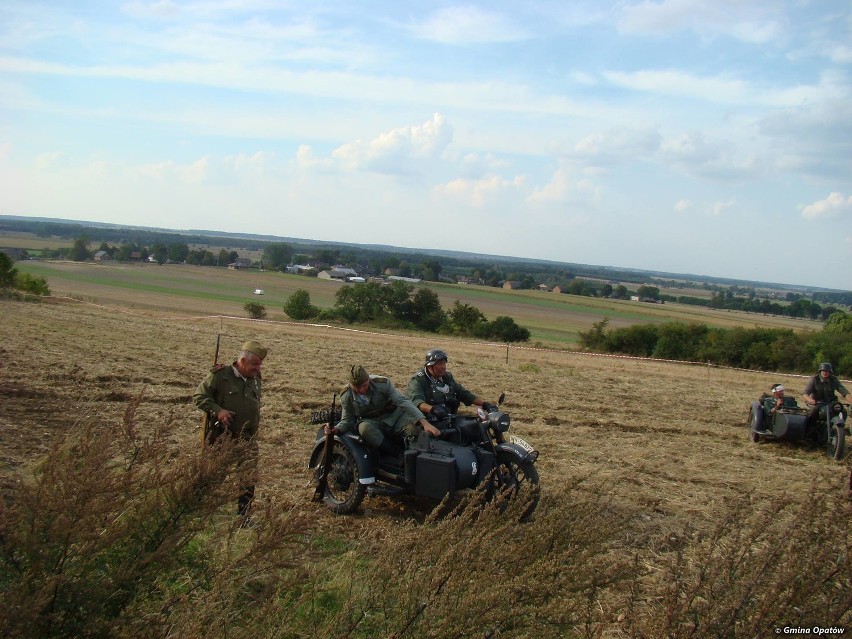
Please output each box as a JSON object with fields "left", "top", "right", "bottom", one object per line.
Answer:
{"left": 318, "top": 442, "right": 366, "bottom": 514}
{"left": 492, "top": 452, "right": 540, "bottom": 521}
{"left": 826, "top": 424, "right": 845, "bottom": 461}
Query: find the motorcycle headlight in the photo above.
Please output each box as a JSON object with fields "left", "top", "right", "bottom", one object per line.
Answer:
{"left": 489, "top": 411, "right": 511, "bottom": 433}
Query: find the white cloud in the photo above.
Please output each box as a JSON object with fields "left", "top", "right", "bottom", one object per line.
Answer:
{"left": 408, "top": 6, "right": 528, "bottom": 44}
{"left": 573, "top": 127, "right": 661, "bottom": 165}
{"left": 328, "top": 113, "right": 453, "bottom": 175}
{"left": 528, "top": 166, "right": 601, "bottom": 206}
{"left": 659, "top": 134, "right": 760, "bottom": 181}
{"left": 34, "top": 151, "right": 64, "bottom": 170}
{"left": 121, "top": 1, "right": 182, "bottom": 20}
{"left": 435, "top": 174, "right": 525, "bottom": 208}
{"left": 801, "top": 192, "right": 852, "bottom": 220}
{"left": 710, "top": 198, "right": 735, "bottom": 216}
{"left": 674, "top": 199, "right": 691, "bottom": 212}
{"left": 618, "top": 0, "right": 785, "bottom": 44}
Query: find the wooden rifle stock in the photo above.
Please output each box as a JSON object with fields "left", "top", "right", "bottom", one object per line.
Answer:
{"left": 313, "top": 393, "right": 337, "bottom": 502}
{"left": 200, "top": 333, "right": 222, "bottom": 446}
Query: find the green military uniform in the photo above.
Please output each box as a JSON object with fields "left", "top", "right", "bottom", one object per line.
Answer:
{"left": 803, "top": 374, "right": 849, "bottom": 404}
{"left": 193, "top": 340, "right": 267, "bottom": 519}
{"left": 408, "top": 368, "right": 477, "bottom": 416}
{"left": 194, "top": 363, "right": 262, "bottom": 441}
{"left": 338, "top": 375, "right": 425, "bottom": 447}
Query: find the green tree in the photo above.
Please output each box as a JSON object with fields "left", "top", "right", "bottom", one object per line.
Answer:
{"left": 0, "top": 252, "right": 17, "bottom": 288}
{"left": 244, "top": 302, "right": 267, "bottom": 319}
{"left": 406, "top": 287, "right": 445, "bottom": 332}
{"left": 637, "top": 285, "right": 660, "bottom": 301}
{"left": 14, "top": 273, "right": 50, "bottom": 295}
{"left": 72, "top": 237, "right": 90, "bottom": 262}
{"left": 217, "top": 249, "right": 231, "bottom": 266}
{"left": 446, "top": 301, "right": 486, "bottom": 335}
{"left": 477, "top": 316, "right": 531, "bottom": 342}
{"left": 283, "top": 289, "right": 319, "bottom": 320}
{"left": 578, "top": 317, "right": 610, "bottom": 350}
{"left": 420, "top": 259, "right": 442, "bottom": 282}
{"left": 150, "top": 243, "right": 168, "bottom": 265}
{"left": 168, "top": 243, "right": 189, "bottom": 263}
{"left": 824, "top": 311, "right": 852, "bottom": 334}
{"left": 261, "top": 242, "right": 293, "bottom": 271}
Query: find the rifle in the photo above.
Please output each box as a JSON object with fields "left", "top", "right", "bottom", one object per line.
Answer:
{"left": 313, "top": 393, "right": 337, "bottom": 502}
{"left": 200, "top": 333, "right": 221, "bottom": 446}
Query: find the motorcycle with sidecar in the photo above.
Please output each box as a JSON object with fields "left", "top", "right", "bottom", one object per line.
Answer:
{"left": 308, "top": 394, "right": 540, "bottom": 518}
{"left": 748, "top": 396, "right": 848, "bottom": 460}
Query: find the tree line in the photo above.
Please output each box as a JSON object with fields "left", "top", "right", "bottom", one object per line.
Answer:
{"left": 578, "top": 312, "right": 852, "bottom": 376}
{"left": 278, "top": 282, "right": 531, "bottom": 343}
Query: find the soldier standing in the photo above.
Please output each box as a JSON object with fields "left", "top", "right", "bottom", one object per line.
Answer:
{"left": 193, "top": 340, "right": 268, "bottom": 520}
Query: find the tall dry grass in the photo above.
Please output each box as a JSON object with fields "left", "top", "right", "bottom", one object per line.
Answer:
{"left": 1, "top": 299, "right": 850, "bottom": 637}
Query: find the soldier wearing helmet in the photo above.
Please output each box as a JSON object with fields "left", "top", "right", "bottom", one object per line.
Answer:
{"left": 333, "top": 364, "right": 440, "bottom": 450}
{"left": 407, "top": 349, "right": 497, "bottom": 426}
{"left": 803, "top": 362, "right": 850, "bottom": 428}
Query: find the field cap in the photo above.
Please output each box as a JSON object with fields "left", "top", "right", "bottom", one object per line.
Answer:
{"left": 350, "top": 364, "right": 369, "bottom": 386}
{"left": 241, "top": 340, "right": 268, "bottom": 360}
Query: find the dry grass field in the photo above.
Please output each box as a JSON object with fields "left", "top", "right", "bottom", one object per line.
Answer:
{"left": 1, "top": 291, "right": 850, "bottom": 637}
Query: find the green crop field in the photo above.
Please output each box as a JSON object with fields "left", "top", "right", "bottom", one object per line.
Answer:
{"left": 16, "top": 260, "right": 822, "bottom": 345}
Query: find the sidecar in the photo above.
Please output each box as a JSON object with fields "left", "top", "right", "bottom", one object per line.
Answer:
{"left": 747, "top": 399, "right": 808, "bottom": 443}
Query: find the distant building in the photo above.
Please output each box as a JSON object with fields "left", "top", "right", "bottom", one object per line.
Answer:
{"left": 318, "top": 267, "right": 358, "bottom": 281}
{"left": 552, "top": 286, "right": 563, "bottom": 294}
{"left": 502, "top": 281, "right": 523, "bottom": 290}
{"left": 228, "top": 258, "right": 252, "bottom": 270}
{"left": 94, "top": 250, "right": 113, "bottom": 262}
{"left": 387, "top": 275, "right": 422, "bottom": 283}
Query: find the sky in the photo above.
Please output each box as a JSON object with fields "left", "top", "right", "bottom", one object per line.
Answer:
{"left": 1, "top": 1, "right": 850, "bottom": 290}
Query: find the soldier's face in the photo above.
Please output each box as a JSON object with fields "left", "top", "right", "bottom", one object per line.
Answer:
{"left": 429, "top": 360, "right": 448, "bottom": 377}
{"left": 820, "top": 370, "right": 830, "bottom": 380}
{"left": 351, "top": 379, "right": 370, "bottom": 395}
{"left": 237, "top": 353, "right": 263, "bottom": 378}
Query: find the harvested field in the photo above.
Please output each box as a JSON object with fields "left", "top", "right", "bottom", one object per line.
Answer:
{"left": 1, "top": 297, "right": 849, "bottom": 637}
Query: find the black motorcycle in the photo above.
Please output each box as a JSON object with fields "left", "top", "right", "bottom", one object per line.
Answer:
{"left": 308, "top": 394, "right": 540, "bottom": 518}
{"left": 748, "top": 398, "right": 848, "bottom": 461}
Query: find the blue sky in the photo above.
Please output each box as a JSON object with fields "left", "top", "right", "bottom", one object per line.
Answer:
{"left": 1, "top": 1, "right": 850, "bottom": 290}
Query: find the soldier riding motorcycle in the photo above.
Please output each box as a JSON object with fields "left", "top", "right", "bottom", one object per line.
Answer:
{"left": 308, "top": 356, "right": 539, "bottom": 518}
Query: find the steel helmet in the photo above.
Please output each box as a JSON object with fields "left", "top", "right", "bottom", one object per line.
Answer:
{"left": 424, "top": 349, "right": 448, "bottom": 367}
{"left": 818, "top": 362, "right": 833, "bottom": 373}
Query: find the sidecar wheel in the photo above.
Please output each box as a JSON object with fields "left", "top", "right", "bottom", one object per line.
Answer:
{"left": 747, "top": 404, "right": 764, "bottom": 443}
{"left": 827, "top": 425, "right": 845, "bottom": 461}
{"left": 316, "top": 442, "right": 366, "bottom": 514}
{"left": 492, "top": 452, "right": 540, "bottom": 521}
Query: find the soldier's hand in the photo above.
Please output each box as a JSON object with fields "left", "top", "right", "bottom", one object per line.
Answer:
{"left": 423, "top": 421, "right": 441, "bottom": 437}
{"left": 323, "top": 424, "right": 338, "bottom": 435}
{"left": 217, "top": 409, "right": 235, "bottom": 425}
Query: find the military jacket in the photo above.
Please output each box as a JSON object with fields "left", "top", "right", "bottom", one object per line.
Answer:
{"left": 803, "top": 375, "right": 849, "bottom": 403}
{"left": 193, "top": 363, "right": 262, "bottom": 439}
{"left": 407, "top": 369, "right": 476, "bottom": 410}
{"left": 338, "top": 376, "right": 424, "bottom": 434}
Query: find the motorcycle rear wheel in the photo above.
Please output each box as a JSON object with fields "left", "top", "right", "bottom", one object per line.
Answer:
{"left": 492, "top": 452, "right": 540, "bottom": 521}
{"left": 827, "top": 424, "right": 845, "bottom": 461}
{"left": 318, "top": 442, "right": 366, "bottom": 514}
